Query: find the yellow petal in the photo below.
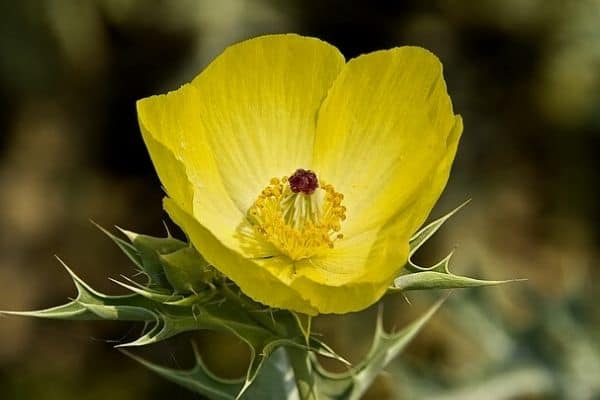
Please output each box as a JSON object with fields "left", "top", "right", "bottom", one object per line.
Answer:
{"left": 292, "top": 227, "right": 409, "bottom": 313}
{"left": 139, "top": 37, "right": 463, "bottom": 315}
{"left": 138, "top": 84, "right": 244, "bottom": 254}
{"left": 164, "top": 198, "right": 318, "bottom": 315}
{"left": 138, "top": 35, "right": 346, "bottom": 315}
{"left": 165, "top": 196, "right": 406, "bottom": 314}
{"left": 313, "top": 46, "right": 462, "bottom": 240}
{"left": 187, "top": 34, "right": 345, "bottom": 213}
{"left": 138, "top": 33, "right": 345, "bottom": 253}
{"left": 139, "top": 130, "right": 193, "bottom": 211}
{"left": 396, "top": 115, "right": 463, "bottom": 235}
{"left": 288, "top": 117, "right": 461, "bottom": 314}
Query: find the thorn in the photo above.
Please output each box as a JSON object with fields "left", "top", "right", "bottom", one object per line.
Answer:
{"left": 89, "top": 219, "right": 108, "bottom": 233}
{"left": 440, "top": 290, "right": 453, "bottom": 304}
{"left": 117, "top": 348, "right": 133, "bottom": 357}
{"left": 162, "top": 220, "right": 172, "bottom": 238}
{"left": 376, "top": 303, "right": 385, "bottom": 332}
{"left": 191, "top": 340, "right": 201, "bottom": 360}
{"left": 115, "top": 226, "right": 137, "bottom": 242}
{"left": 54, "top": 256, "right": 77, "bottom": 279}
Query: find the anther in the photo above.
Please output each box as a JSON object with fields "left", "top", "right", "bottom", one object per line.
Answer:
{"left": 247, "top": 169, "right": 346, "bottom": 260}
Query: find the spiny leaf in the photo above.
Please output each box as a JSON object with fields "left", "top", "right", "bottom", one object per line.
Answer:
{"left": 407, "top": 200, "right": 469, "bottom": 272}
{"left": 0, "top": 255, "right": 335, "bottom": 400}
{"left": 291, "top": 312, "right": 311, "bottom": 344}
{"left": 163, "top": 291, "right": 217, "bottom": 306}
{"left": 1, "top": 298, "right": 91, "bottom": 320}
{"left": 1, "top": 258, "right": 154, "bottom": 321}
{"left": 390, "top": 201, "right": 524, "bottom": 292}
{"left": 160, "top": 246, "right": 216, "bottom": 294}
{"left": 109, "top": 276, "right": 181, "bottom": 303}
{"left": 115, "top": 296, "right": 339, "bottom": 398}
{"left": 244, "top": 348, "right": 299, "bottom": 400}
{"left": 409, "top": 200, "right": 470, "bottom": 256}
{"left": 117, "top": 227, "right": 187, "bottom": 289}
{"left": 121, "top": 343, "right": 243, "bottom": 400}
{"left": 308, "top": 337, "right": 351, "bottom": 367}
{"left": 115, "top": 298, "right": 276, "bottom": 347}
{"left": 359, "top": 297, "right": 445, "bottom": 376}
{"left": 392, "top": 271, "right": 525, "bottom": 291}
{"left": 79, "top": 301, "right": 156, "bottom": 321}
{"left": 122, "top": 345, "right": 299, "bottom": 400}
{"left": 92, "top": 221, "right": 143, "bottom": 268}
{"left": 313, "top": 297, "right": 447, "bottom": 400}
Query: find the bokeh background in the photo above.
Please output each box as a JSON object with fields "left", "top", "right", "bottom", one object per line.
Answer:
{"left": 1, "top": 1, "right": 599, "bottom": 399}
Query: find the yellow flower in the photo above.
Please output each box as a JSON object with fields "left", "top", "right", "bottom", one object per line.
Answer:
{"left": 136, "top": 34, "right": 462, "bottom": 315}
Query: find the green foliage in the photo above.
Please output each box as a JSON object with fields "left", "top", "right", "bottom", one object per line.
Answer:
{"left": 1, "top": 257, "right": 156, "bottom": 322}
{"left": 123, "top": 345, "right": 298, "bottom": 400}
{"left": 0, "top": 228, "right": 350, "bottom": 399}
{"left": 160, "top": 247, "right": 215, "bottom": 293}
{"left": 389, "top": 201, "right": 523, "bottom": 293}
{"left": 117, "top": 227, "right": 188, "bottom": 289}
{"left": 2, "top": 206, "right": 518, "bottom": 399}
{"left": 312, "top": 298, "right": 446, "bottom": 400}
{"left": 122, "top": 300, "right": 445, "bottom": 400}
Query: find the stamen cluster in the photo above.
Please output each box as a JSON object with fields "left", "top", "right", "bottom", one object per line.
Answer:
{"left": 248, "top": 171, "right": 346, "bottom": 261}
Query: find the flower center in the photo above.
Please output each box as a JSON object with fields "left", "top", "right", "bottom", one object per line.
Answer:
{"left": 288, "top": 168, "right": 319, "bottom": 194}
{"left": 247, "top": 169, "right": 346, "bottom": 261}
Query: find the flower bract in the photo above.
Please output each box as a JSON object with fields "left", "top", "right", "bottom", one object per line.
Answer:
{"left": 137, "top": 34, "right": 462, "bottom": 315}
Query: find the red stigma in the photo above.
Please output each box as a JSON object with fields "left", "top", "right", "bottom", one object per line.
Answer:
{"left": 288, "top": 169, "right": 319, "bottom": 194}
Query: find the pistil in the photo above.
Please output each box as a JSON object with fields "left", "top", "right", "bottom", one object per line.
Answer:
{"left": 247, "top": 169, "right": 346, "bottom": 260}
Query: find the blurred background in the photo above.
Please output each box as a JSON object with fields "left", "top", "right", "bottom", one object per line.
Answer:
{"left": 1, "top": 1, "right": 599, "bottom": 399}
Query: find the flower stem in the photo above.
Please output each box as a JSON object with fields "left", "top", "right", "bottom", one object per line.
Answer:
{"left": 286, "top": 346, "right": 317, "bottom": 400}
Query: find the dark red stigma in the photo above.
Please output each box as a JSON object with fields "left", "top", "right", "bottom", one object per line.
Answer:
{"left": 288, "top": 169, "right": 319, "bottom": 195}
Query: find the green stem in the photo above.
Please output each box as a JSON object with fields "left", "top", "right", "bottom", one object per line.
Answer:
{"left": 219, "top": 282, "right": 286, "bottom": 335}
{"left": 286, "top": 346, "right": 318, "bottom": 400}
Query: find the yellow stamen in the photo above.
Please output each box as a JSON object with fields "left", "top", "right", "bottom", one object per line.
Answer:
{"left": 247, "top": 172, "right": 346, "bottom": 261}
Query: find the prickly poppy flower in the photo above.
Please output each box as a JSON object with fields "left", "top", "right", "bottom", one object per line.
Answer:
{"left": 137, "top": 34, "right": 462, "bottom": 315}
